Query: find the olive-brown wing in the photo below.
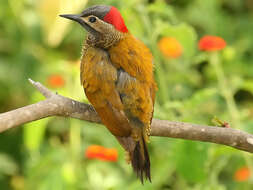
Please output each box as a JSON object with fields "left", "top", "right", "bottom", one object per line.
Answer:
{"left": 116, "top": 70, "right": 154, "bottom": 127}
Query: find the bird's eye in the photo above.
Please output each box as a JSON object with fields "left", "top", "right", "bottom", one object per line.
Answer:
{"left": 89, "top": 17, "right": 96, "bottom": 23}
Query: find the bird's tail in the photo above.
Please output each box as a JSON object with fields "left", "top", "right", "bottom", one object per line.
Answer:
{"left": 116, "top": 134, "right": 151, "bottom": 183}
{"left": 131, "top": 135, "right": 151, "bottom": 183}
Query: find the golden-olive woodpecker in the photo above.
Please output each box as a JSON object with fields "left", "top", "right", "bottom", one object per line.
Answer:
{"left": 60, "top": 5, "right": 157, "bottom": 183}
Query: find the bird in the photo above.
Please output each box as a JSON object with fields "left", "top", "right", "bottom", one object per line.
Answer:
{"left": 60, "top": 5, "right": 157, "bottom": 183}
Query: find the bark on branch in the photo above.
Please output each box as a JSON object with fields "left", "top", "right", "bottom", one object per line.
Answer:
{"left": 0, "top": 79, "right": 253, "bottom": 153}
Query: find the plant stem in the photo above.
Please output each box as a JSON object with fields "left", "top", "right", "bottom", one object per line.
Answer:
{"left": 210, "top": 52, "right": 240, "bottom": 127}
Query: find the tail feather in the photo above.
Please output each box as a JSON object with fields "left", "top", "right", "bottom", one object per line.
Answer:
{"left": 115, "top": 136, "right": 151, "bottom": 183}
{"left": 131, "top": 136, "right": 151, "bottom": 183}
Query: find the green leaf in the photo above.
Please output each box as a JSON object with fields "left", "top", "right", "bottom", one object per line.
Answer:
{"left": 172, "top": 140, "right": 208, "bottom": 183}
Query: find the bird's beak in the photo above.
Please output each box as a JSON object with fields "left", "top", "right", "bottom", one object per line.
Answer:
{"left": 59, "top": 14, "right": 99, "bottom": 36}
{"left": 60, "top": 14, "right": 88, "bottom": 31}
{"left": 59, "top": 14, "right": 83, "bottom": 24}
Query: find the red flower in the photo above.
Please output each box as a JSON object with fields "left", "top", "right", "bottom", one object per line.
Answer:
{"left": 234, "top": 167, "right": 251, "bottom": 182}
{"left": 85, "top": 145, "right": 118, "bottom": 162}
{"left": 158, "top": 37, "right": 183, "bottom": 58}
{"left": 47, "top": 74, "right": 65, "bottom": 88}
{"left": 199, "top": 35, "right": 226, "bottom": 51}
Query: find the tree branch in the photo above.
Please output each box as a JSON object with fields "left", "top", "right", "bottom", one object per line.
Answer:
{"left": 0, "top": 79, "right": 253, "bottom": 153}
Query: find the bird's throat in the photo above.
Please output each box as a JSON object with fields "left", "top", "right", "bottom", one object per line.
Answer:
{"left": 85, "top": 32, "right": 124, "bottom": 49}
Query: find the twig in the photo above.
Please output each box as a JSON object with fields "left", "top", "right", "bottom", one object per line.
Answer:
{"left": 0, "top": 79, "right": 253, "bottom": 153}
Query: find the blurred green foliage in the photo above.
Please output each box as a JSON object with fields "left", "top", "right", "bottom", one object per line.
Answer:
{"left": 0, "top": 0, "right": 253, "bottom": 189}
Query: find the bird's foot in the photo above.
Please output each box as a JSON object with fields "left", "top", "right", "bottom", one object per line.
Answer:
{"left": 146, "top": 124, "right": 151, "bottom": 136}
{"left": 143, "top": 124, "right": 151, "bottom": 143}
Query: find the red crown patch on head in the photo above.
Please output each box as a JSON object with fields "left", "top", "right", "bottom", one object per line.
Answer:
{"left": 103, "top": 6, "right": 128, "bottom": 33}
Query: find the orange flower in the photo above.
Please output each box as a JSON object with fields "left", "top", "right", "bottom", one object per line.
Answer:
{"left": 85, "top": 145, "right": 118, "bottom": 162}
{"left": 234, "top": 167, "right": 251, "bottom": 182}
{"left": 47, "top": 74, "right": 65, "bottom": 88}
{"left": 199, "top": 35, "right": 226, "bottom": 51}
{"left": 158, "top": 37, "right": 183, "bottom": 58}
{"left": 85, "top": 145, "right": 105, "bottom": 159}
{"left": 103, "top": 148, "right": 118, "bottom": 161}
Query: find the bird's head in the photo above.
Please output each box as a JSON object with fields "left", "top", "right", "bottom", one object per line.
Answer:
{"left": 60, "top": 5, "right": 128, "bottom": 48}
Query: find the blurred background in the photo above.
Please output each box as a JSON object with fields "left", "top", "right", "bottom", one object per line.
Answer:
{"left": 0, "top": 0, "right": 253, "bottom": 189}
